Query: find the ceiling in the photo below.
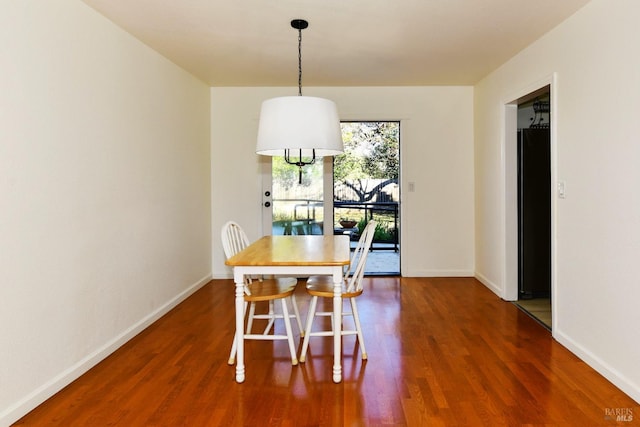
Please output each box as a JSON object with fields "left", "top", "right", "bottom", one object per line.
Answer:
{"left": 81, "top": 0, "right": 590, "bottom": 87}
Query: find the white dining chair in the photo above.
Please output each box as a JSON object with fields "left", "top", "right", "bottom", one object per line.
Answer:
{"left": 299, "top": 220, "right": 377, "bottom": 363}
{"left": 221, "top": 221, "right": 303, "bottom": 365}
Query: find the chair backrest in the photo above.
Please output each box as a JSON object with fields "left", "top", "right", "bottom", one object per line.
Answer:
{"left": 221, "top": 221, "right": 250, "bottom": 259}
{"left": 345, "top": 220, "right": 377, "bottom": 293}
{"left": 221, "top": 221, "right": 253, "bottom": 293}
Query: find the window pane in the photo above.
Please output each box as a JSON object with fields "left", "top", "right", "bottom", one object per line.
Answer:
{"left": 271, "top": 157, "right": 324, "bottom": 235}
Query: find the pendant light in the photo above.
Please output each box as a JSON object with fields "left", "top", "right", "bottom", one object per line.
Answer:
{"left": 256, "top": 19, "right": 344, "bottom": 184}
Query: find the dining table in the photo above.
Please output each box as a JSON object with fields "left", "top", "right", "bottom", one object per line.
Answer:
{"left": 225, "top": 234, "right": 351, "bottom": 383}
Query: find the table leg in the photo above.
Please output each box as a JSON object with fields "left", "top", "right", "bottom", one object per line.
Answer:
{"left": 234, "top": 270, "right": 246, "bottom": 383}
{"left": 333, "top": 268, "right": 343, "bottom": 383}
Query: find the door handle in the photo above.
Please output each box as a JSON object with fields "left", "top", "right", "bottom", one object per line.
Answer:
{"left": 264, "top": 201, "right": 271, "bottom": 208}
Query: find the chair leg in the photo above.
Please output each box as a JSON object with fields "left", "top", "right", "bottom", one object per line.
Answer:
{"left": 229, "top": 301, "right": 249, "bottom": 365}
{"left": 228, "top": 330, "right": 238, "bottom": 365}
{"left": 350, "top": 298, "right": 367, "bottom": 360}
{"left": 246, "top": 302, "right": 256, "bottom": 334}
{"left": 262, "top": 300, "right": 276, "bottom": 334}
{"left": 280, "top": 299, "right": 298, "bottom": 365}
{"left": 290, "top": 294, "right": 304, "bottom": 337}
{"left": 299, "top": 296, "right": 318, "bottom": 363}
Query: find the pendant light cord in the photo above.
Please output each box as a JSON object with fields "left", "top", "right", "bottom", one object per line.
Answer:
{"left": 288, "top": 19, "right": 311, "bottom": 184}
{"left": 297, "top": 27, "right": 303, "bottom": 96}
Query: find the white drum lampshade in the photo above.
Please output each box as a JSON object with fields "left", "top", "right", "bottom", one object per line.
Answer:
{"left": 256, "top": 95, "right": 344, "bottom": 158}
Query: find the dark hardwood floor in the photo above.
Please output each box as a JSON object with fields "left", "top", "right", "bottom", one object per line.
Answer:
{"left": 14, "top": 277, "right": 639, "bottom": 426}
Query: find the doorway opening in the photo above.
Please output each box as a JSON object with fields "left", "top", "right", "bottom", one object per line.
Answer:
{"left": 265, "top": 121, "right": 401, "bottom": 276}
{"left": 333, "top": 121, "right": 400, "bottom": 276}
{"left": 514, "top": 87, "right": 552, "bottom": 330}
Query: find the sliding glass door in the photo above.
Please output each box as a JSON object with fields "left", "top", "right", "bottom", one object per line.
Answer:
{"left": 260, "top": 121, "right": 401, "bottom": 275}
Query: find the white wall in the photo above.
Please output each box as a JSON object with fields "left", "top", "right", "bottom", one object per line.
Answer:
{"left": 211, "top": 86, "right": 475, "bottom": 279}
{"left": 474, "top": 0, "right": 640, "bottom": 402}
{"left": 0, "top": 2, "right": 212, "bottom": 425}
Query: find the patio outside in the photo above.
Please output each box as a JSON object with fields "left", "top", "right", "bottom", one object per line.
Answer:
{"left": 271, "top": 122, "right": 400, "bottom": 275}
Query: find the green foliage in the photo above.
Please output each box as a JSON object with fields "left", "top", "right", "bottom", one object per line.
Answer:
{"left": 272, "top": 156, "right": 323, "bottom": 191}
{"left": 273, "top": 212, "right": 293, "bottom": 222}
{"left": 356, "top": 218, "right": 395, "bottom": 242}
{"left": 271, "top": 122, "right": 399, "bottom": 196}
{"left": 335, "top": 122, "right": 399, "bottom": 182}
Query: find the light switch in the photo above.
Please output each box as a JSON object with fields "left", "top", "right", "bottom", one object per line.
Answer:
{"left": 408, "top": 182, "right": 415, "bottom": 192}
{"left": 557, "top": 181, "right": 566, "bottom": 199}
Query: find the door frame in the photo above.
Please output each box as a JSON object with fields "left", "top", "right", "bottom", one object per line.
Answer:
{"left": 502, "top": 73, "right": 558, "bottom": 332}
{"left": 260, "top": 157, "right": 272, "bottom": 235}
{"left": 261, "top": 121, "right": 402, "bottom": 276}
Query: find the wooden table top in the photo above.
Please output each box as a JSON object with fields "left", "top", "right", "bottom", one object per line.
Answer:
{"left": 225, "top": 235, "right": 351, "bottom": 267}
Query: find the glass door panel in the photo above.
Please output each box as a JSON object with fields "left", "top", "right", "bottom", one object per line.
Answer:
{"left": 270, "top": 157, "right": 324, "bottom": 235}
{"left": 334, "top": 121, "right": 400, "bottom": 275}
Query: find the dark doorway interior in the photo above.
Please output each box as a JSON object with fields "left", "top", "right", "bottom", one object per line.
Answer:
{"left": 515, "top": 90, "right": 551, "bottom": 329}
{"left": 518, "top": 127, "right": 551, "bottom": 298}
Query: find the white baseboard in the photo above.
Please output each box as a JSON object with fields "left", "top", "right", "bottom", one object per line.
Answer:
{"left": 0, "top": 274, "right": 212, "bottom": 427}
{"left": 553, "top": 329, "right": 640, "bottom": 405}
{"left": 403, "top": 269, "right": 474, "bottom": 278}
{"left": 474, "top": 272, "right": 505, "bottom": 299}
